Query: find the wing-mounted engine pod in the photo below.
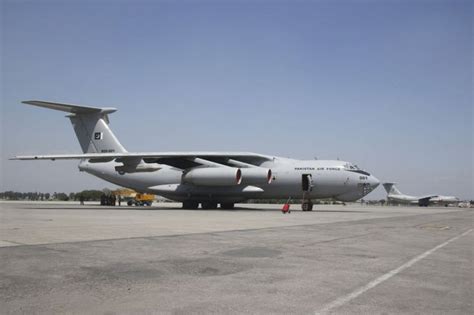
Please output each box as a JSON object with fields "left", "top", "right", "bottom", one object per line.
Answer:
{"left": 183, "top": 167, "right": 242, "bottom": 186}
{"left": 240, "top": 168, "right": 272, "bottom": 185}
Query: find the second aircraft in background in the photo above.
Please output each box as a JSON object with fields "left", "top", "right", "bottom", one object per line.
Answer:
{"left": 383, "top": 183, "right": 458, "bottom": 207}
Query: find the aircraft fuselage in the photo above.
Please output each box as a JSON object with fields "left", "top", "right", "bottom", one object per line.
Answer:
{"left": 79, "top": 158, "right": 379, "bottom": 203}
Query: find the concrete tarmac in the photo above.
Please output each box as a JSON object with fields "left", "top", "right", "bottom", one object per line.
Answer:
{"left": 1, "top": 201, "right": 472, "bottom": 314}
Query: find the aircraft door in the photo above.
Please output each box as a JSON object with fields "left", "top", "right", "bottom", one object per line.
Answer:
{"left": 302, "top": 174, "right": 313, "bottom": 192}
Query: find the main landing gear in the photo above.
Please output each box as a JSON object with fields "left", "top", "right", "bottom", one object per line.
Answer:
{"left": 220, "top": 203, "right": 235, "bottom": 210}
{"left": 182, "top": 201, "right": 199, "bottom": 209}
{"left": 201, "top": 201, "right": 218, "bottom": 209}
{"left": 182, "top": 201, "right": 235, "bottom": 210}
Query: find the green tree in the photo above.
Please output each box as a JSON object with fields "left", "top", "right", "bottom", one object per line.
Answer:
{"left": 78, "top": 190, "right": 103, "bottom": 201}
{"left": 56, "top": 193, "right": 69, "bottom": 201}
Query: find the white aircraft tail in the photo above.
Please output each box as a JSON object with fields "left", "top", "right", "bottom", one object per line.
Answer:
{"left": 383, "top": 183, "right": 402, "bottom": 195}
{"left": 22, "top": 101, "right": 127, "bottom": 154}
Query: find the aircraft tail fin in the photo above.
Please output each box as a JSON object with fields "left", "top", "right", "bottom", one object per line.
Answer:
{"left": 382, "top": 182, "right": 402, "bottom": 195}
{"left": 22, "top": 100, "right": 127, "bottom": 154}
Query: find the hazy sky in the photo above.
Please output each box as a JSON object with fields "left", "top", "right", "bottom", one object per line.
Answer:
{"left": 1, "top": 0, "right": 472, "bottom": 200}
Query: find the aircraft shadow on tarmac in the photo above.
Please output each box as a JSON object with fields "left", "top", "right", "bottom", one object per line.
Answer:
{"left": 20, "top": 205, "right": 370, "bottom": 213}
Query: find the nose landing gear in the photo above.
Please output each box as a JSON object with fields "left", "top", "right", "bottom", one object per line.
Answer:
{"left": 302, "top": 199, "right": 313, "bottom": 211}
{"left": 301, "top": 174, "right": 314, "bottom": 211}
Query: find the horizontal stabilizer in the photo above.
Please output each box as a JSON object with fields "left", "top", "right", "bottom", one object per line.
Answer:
{"left": 383, "top": 182, "right": 401, "bottom": 195}
{"left": 22, "top": 100, "right": 117, "bottom": 114}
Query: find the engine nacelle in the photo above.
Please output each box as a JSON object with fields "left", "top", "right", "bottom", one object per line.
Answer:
{"left": 241, "top": 168, "right": 272, "bottom": 184}
{"left": 183, "top": 167, "right": 242, "bottom": 186}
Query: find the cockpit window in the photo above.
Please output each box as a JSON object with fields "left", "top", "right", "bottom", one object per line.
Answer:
{"left": 344, "top": 163, "right": 370, "bottom": 176}
{"left": 344, "top": 163, "right": 359, "bottom": 170}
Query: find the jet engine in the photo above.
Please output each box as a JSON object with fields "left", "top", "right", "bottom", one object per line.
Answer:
{"left": 183, "top": 167, "right": 242, "bottom": 186}
{"left": 240, "top": 168, "right": 272, "bottom": 184}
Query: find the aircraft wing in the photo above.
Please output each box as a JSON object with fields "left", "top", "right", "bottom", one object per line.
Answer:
{"left": 418, "top": 195, "right": 438, "bottom": 201}
{"left": 416, "top": 195, "right": 439, "bottom": 206}
{"left": 10, "top": 152, "right": 273, "bottom": 169}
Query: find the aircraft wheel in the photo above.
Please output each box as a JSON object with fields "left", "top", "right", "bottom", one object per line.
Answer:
{"left": 302, "top": 203, "right": 308, "bottom": 211}
{"left": 302, "top": 201, "right": 313, "bottom": 211}
{"left": 221, "top": 203, "right": 235, "bottom": 210}
{"left": 182, "top": 201, "right": 199, "bottom": 209}
{"left": 201, "top": 201, "right": 218, "bottom": 209}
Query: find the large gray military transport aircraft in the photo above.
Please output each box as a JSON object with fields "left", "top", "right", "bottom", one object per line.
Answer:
{"left": 383, "top": 183, "right": 458, "bottom": 207}
{"left": 12, "top": 101, "right": 380, "bottom": 210}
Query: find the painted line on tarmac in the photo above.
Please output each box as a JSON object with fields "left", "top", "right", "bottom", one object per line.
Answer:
{"left": 316, "top": 228, "right": 473, "bottom": 314}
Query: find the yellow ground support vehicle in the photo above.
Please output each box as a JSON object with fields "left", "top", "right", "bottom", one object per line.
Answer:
{"left": 114, "top": 189, "right": 155, "bottom": 206}
{"left": 131, "top": 193, "right": 154, "bottom": 206}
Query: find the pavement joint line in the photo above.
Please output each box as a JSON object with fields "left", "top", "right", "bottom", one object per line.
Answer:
{"left": 1, "top": 240, "right": 26, "bottom": 245}
{"left": 0, "top": 221, "right": 357, "bottom": 249}
{"left": 315, "top": 227, "right": 474, "bottom": 315}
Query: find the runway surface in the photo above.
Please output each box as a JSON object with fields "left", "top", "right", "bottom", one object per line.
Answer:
{"left": 1, "top": 201, "right": 472, "bottom": 314}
